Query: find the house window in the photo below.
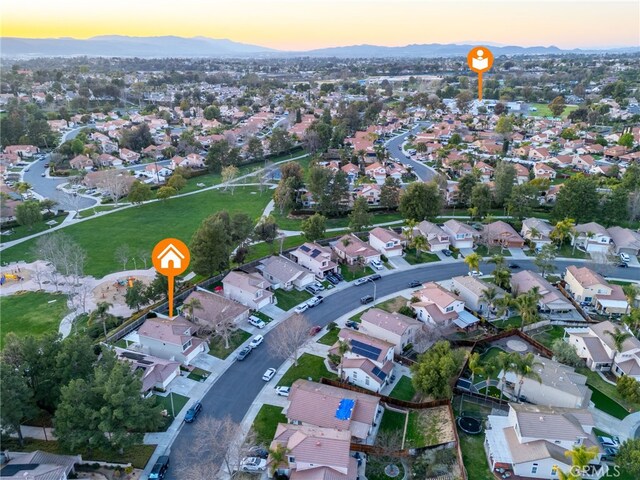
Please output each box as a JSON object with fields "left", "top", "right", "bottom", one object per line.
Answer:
{"left": 446, "top": 306, "right": 454, "bottom": 312}
{"left": 365, "top": 377, "right": 370, "bottom": 386}
{"left": 353, "top": 372, "right": 358, "bottom": 380}
{"left": 532, "top": 463, "right": 538, "bottom": 474}
{"left": 182, "top": 340, "right": 192, "bottom": 351}
{"left": 288, "top": 456, "right": 295, "bottom": 463}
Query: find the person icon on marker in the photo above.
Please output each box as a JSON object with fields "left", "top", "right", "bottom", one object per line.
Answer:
{"left": 472, "top": 49, "right": 489, "bottom": 71}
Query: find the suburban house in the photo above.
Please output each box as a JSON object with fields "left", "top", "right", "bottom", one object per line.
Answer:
{"left": 332, "top": 234, "right": 381, "bottom": 266}
{"left": 484, "top": 403, "right": 605, "bottom": 480}
{"left": 564, "top": 266, "right": 628, "bottom": 315}
{"left": 119, "top": 148, "right": 141, "bottom": 163}
{"left": 415, "top": 221, "right": 450, "bottom": 252}
{"left": 341, "top": 162, "right": 360, "bottom": 183}
{"left": 442, "top": 219, "right": 478, "bottom": 249}
{"left": 268, "top": 424, "right": 357, "bottom": 480}
{"left": 411, "top": 282, "right": 478, "bottom": 328}
{"left": 69, "top": 154, "right": 94, "bottom": 170}
{"left": 572, "top": 222, "right": 612, "bottom": 254}
{"left": 136, "top": 315, "right": 208, "bottom": 365}
{"left": 284, "top": 379, "right": 383, "bottom": 442}
{"left": 221, "top": 270, "right": 275, "bottom": 310}
{"left": 483, "top": 221, "right": 525, "bottom": 248}
{"left": 182, "top": 288, "right": 250, "bottom": 328}
{"left": 533, "top": 162, "right": 556, "bottom": 179}
{"left": 565, "top": 321, "right": 640, "bottom": 380}
{"left": 0, "top": 451, "right": 81, "bottom": 480}
{"left": 359, "top": 308, "right": 422, "bottom": 354}
{"left": 449, "top": 275, "right": 506, "bottom": 315}
{"left": 289, "top": 242, "right": 338, "bottom": 279}
{"left": 354, "top": 184, "right": 381, "bottom": 205}
{"left": 497, "top": 356, "right": 592, "bottom": 408}
{"left": 364, "top": 162, "right": 388, "bottom": 184}
{"left": 258, "top": 255, "right": 315, "bottom": 291}
{"left": 607, "top": 226, "right": 640, "bottom": 256}
{"left": 368, "top": 227, "right": 404, "bottom": 257}
{"left": 520, "top": 218, "right": 553, "bottom": 248}
{"left": 114, "top": 347, "right": 181, "bottom": 394}
{"left": 513, "top": 163, "right": 530, "bottom": 184}
{"left": 511, "top": 270, "right": 577, "bottom": 315}
{"left": 96, "top": 153, "right": 123, "bottom": 168}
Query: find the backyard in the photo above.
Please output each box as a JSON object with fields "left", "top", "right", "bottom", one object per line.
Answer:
{"left": 208, "top": 329, "right": 252, "bottom": 359}
{"left": 378, "top": 409, "right": 425, "bottom": 449}
{"left": 454, "top": 398, "right": 496, "bottom": 480}
{"left": 0, "top": 291, "right": 69, "bottom": 348}
{"left": 252, "top": 404, "right": 287, "bottom": 445}
{"left": 388, "top": 375, "right": 416, "bottom": 402}
{"left": 527, "top": 325, "right": 566, "bottom": 349}
{"left": 277, "top": 353, "right": 338, "bottom": 387}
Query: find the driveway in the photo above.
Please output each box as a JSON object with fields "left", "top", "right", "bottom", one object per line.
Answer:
{"left": 508, "top": 248, "right": 529, "bottom": 259}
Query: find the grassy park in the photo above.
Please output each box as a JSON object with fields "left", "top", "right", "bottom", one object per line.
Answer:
{"left": 528, "top": 103, "right": 578, "bottom": 118}
{"left": 0, "top": 292, "right": 69, "bottom": 348}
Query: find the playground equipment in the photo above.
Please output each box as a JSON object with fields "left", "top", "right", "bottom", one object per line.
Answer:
{"left": 115, "top": 277, "right": 137, "bottom": 288}
{"left": 0, "top": 273, "right": 23, "bottom": 285}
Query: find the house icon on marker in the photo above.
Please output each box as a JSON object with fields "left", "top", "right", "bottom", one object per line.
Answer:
{"left": 156, "top": 243, "right": 185, "bottom": 269}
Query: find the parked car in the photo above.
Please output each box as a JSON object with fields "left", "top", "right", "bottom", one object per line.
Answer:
{"left": 249, "top": 335, "right": 264, "bottom": 349}
{"left": 360, "top": 295, "right": 374, "bottom": 305}
{"left": 275, "top": 386, "right": 290, "bottom": 397}
{"left": 240, "top": 457, "right": 267, "bottom": 472}
{"left": 508, "top": 263, "right": 520, "bottom": 269}
{"left": 305, "top": 284, "right": 322, "bottom": 294}
{"left": 345, "top": 320, "right": 359, "bottom": 330}
{"left": 468, "top": 270, "right": 483, "bottom": 277}
{"left": 307, "top": 296, "right": 323, "bottom": 308}
{"left": 326, "top": 274, "right": 340, "bottom": 285}
{"left": 334, "top": 272, "right": 344, "bottom": 282}
{"left": 184, "top": 402, "right": 202, "bottom": 423}
{"left": 354, "top": 277, "right": 370, "bottom": 286}
{"left": 617, "top": 262, "right": 629, "bottom": 268}
{"left": 262, "top": 368, "right": 276, "bottom": 381}
{"left": 408, "top": 280, "right": 422, "bottom": 288}
{"left": 248, "top": 315, "right": 266, "bottom": 329}
{"left": 442, "top": 249, "right": 452, "bottom": 257}
{"left": 248, "top": 447, "right": 269, "bottom": 459}
{"left": 598, "top": 436, "right": 620, "bottom": 449}
{"left": 149, "top": 456, "right": 170, "bottom": 480}
{"left": 370, "top": 274, "right": 382, "bottom": 281}
{"left": 620, "top": 252, "right": 631, "bottom": 263}
{"left": 236, "top": 346, "right": 252, "bottom": 361}
{"left": 294, "top": 303, "right": 309, "bottom": 314}
{"left": 309, "top": 325, "right": 322, "bottom": 336}
{"left": 370, "top": 259, "right": 384, "bottom": 270}
{"left": 311, "top": 282, "right": 325, "bottom": 291}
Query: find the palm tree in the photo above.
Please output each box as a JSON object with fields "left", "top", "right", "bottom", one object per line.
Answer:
{"left": 529, "top": 226, "right": 541, "bottom": 241}
{"left": 411, "top": 234, "right": 428, "bottom": 261}
{"left": 514, "top": 287, "right": 543, "bottom": 330}
{"left": 604, "top": 326, "right": 632, "bottom": 357}
{"left": 90, "top": 301, "right": 113, "bottom": 337}
{"left": 622, "top": 284, "right": 638, "bottom": 315}
{"left": 493, "top": 267, "right": 512, "bottom": 291}
{"left": 513, "top": 353, "right": 543, "bottom": 400}
{"left": 556, "top": 444, "right": 599, "bottom": 480}
{"left": 550, "top": 217, "right": 575, "bottom": 247}
{"left": 480, "top": 286, "right": 499, "bottom": 320}
{"left": 182, "top": 298, "right": 202, "bottom": 319}
{"left": 267, "top": 443, "right": 289, "bottom": 476}
{"left": 464, "top": 252, "right": 482, "bottom": 274}
{"left": 403, "top": 219, "right": 417, "bottom": 246}
{"left": 468, "top": 352, "right": 484, "bottom": 388}
{"left": 481, "top": 360, "right": 500, "bottom": 400}
{"left": 489, "top": 254, "right": 506, "bottom": 269}
{"left": 336, "top": 340, "right": 351, "bottom": 379}
{"left": 492, "top": 352, "right": 517, "bottom": 401}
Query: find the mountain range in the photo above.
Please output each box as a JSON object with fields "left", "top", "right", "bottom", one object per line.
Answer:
{"left": 1, "top": 36, "right": 638, "bottom": 58}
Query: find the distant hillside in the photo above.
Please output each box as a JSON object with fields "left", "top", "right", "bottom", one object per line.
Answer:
{"left": 1, "top": 36, "right": 637, "bottom": 58}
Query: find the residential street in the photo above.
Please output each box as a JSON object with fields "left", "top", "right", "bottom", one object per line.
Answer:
{"left": 385, "top": 122, "right": 438, "bottom": 182}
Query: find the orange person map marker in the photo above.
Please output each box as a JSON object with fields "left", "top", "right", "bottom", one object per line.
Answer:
{"left": 467, "top": 46, "right": 494, "bottom": 101}
{"left": 152, "top": 238, "right": 190, "bottom": 317}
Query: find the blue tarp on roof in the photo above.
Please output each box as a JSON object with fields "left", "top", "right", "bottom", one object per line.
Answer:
{"left": 335, "top": 398, "right": 355, "bottom": 420}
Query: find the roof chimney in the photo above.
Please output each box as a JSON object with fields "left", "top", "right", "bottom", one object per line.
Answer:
{"left": 316, "top": 441, "right": 321, "bottom": 447}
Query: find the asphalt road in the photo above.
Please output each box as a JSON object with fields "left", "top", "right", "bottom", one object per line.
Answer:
{"left": 165, "top": 259, "right": 639, "bottom": 478}
{"left": 385, "top": 122, "right": 437, "bottom": 182}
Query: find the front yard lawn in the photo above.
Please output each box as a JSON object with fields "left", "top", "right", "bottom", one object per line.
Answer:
{"left": 0, "top": 291, "right": 69, "bottom": 349}
{"left": 317, "top": 327, "right": 340, "bottom": 346}
{"left": 208, "top": 329, "right": 251, "bottom": 359}
{"left": 556, "top": 244, "right": 588, "bottom": 259}
{"left": 389, "top": 376, "right": 416, "bottom": 402}
{"left": 252, "top": 404, "right": 287, "bottom": 445}
{"left": 577, "top": 367, "right": 639, "bottom": 414}
{"left": 273, "top": 288, "right": 312, "bottom": 311}
{"left": 404, "top": 248, "right": 440, "bottom": 265}
{"left": 474, "top": 245, "right": 512, "bottom": 257}
{"left": 587, "top": 385, "right": 630, "bottom": 419}
{"left": 251, "top": 311, "right": 273, "bottom": 324}
{"left": 187, "top": 367, "right": 210, "bottom": 382}
{"left": 277, "top": 353, "right": 338, "bottom": 387}
{"left": 340, "top": 264, "right": 374, "bottom": 281}
{"left": 375, "top": 296, "right": 408, "bottom": 313}
{"left": 155, "top": 393, "right": 189, "bottom": 431}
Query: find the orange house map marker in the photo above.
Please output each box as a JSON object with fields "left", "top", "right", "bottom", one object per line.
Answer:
{"left": 467, "top": 46, "right": 494, "bottom": 101}
{"left": 152, "top": 238, "right": 190, "bottom": 317}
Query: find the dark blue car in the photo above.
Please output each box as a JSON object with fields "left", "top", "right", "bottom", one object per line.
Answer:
{"left": 184, "top": 401, "right": 202, "bottom": 423}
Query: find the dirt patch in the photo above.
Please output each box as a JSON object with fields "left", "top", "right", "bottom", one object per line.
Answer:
{"left": 377, "top": 296, "right": 409, "bottom": 313}
{"left": 415, "top": 406, "right": 456, "bottom": 446}
{"left": 91, "top": 275, "right": 153, "bottom": 315}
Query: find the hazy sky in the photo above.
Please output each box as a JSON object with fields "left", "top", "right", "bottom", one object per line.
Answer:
{"left": 2, "top": 0, "right": 639, "bottom": 50}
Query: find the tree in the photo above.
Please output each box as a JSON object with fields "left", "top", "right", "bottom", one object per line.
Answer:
{"left": 550, "top": 217, "right": 576, "bottom": 246}
{"left": 269, "top": 314, "right": 310, "bottom": 366}
{"left": 411, "top": 340, "right": 465, "bottom": 399}
{"left": 120, "top": 123, "right": 153, "bottom": 151}
{"left": 495, "top": 116, "right": 513, "bottom": 141}
{"left": 618, "top": 132, "right": 634, "bottom": 149}
{"left": 492, "top": 351, "right": 517, "bottom": 400}
{"left": 125, "top": 280, "right": 147, "bottom": 311}
{"left": 548, "top": 96, "right": 566, "bottom": 117}
{"left": 622, "top": 284, "right": 639, "bottom": 315}
{"left": 552, "top": 175, "right": 599, "bottom": 223}
{"left": 167, "top": 173, "right": 187, "bottom": 191}
{"left": 230, "top": 212, "right": 254, "bottom": 244}
{"left": 349, "top": 197, "right": 372, "bottom": 232}
{"left": 558, "top": 445, "right": 599, "bottom": 480}
{"left": 508, "top": 182, "right": 539, "bottom": 219}
{"left": 411, "top": 234, "right": 429, "bottom": 262}
{"left": 15, "top": 200, "right": 42, "bottom": 229}
{"left": 467, "top": 352, "right": 484, "bottom": 386}
{"left": 514, "top": 287, "right": 543, "bottom": 330}
{"left": 380, "top": 177, "right": 402, "bottom": 210}
{"left": 270, "top": 128, "right": 293, "bottom": 155}
{"left": 399, "top": 181, "right": 442, "bottom": 221}
{"left": 254, "top": 215, "right": 278, "bottom": 244}
{"left": 604, "top": 326, "right": 632, "bottom": 356}
{"left": 455, "top": 90, "right": 474, "bottom": 113}
{"left": 114, "top": 244, "right": 130, "bottom": 270}
{"left": 89, "top": 301, "right": 114, "bottom": 338}
{"left": 190, "top": 213, "right": 232, "bottom": 276}
{"left": 301, "top": 213, "right": 327, "bottom": 241}
{"left": 0, "top": 361, "right": 37, "bottom": 446}
{"left": 221, "top": 165, "right": 239, "bottom": 193}
{"left": 512, "top": 353, "right": 542, "bottom": 400}
{"left": 206, "top": 140, "right": 240, "bottom": 173}
{"left": 128, "top": 181, "right": 153, "bottom": 204}
{"left": 470, "top": 184, "right": 492, "bottom": 218}
{"left": 457, "top": 174, "right": 478, "bottom": 207}
{"left": 157, "top": 186, "right": 177, "bottom": 201}
{"left": 534, "top": 244, "right": 557, "bottom": 277}
{"left": 480, "top": 286, "right": 499, "bottom": 320}
{"left": 203, "top": 105, "right": 220, "bottom": 120}
{"left": 40, "top": 198, "right": 58, "bottom": 215}
{"left": 246, "top": 136, "right": 264, "bottom": 161}
{"left": 98, "top": 170, "right": 133, "bottom": 206}
{"left": 616, "top": 375, "right": 640, "bottom": 404}
{"left": 463, "top": 252, "right": 482, "bottom": 273}
{"left": 616, "top": 438, "right": 640, "bottom": 478}
{"left": 551, "top": 339, "right": 582, "bottom": 367}
{"left": 493, "top": 162, "right": 516, "bottom": 207}
{"left": 55, "top": 334, "right": 96, "bottom": 394}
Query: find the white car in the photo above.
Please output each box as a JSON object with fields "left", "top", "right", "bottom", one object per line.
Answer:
{"left": 248, "top": 335, "right": 264, "bottom": 349}
{"left": 262, "top": 368, "right": 276, "bottom": 381}
{"left": 370, "top": 259, "right": 384, "bottom": 270}
{"left": 248, "top": 315, "right": 266, "bottom": 329}
{"left": 275, "top": 386, "right": 290, "bottom": 397}
{"left": 294, "top": 303, "right": 309, "bottom": 314}
{"left": 240, "top": 457, "right": 267, "bottom": 472}
{"left": 468, "top": 270, "right": 483, "bottom": 277}
{"left": 620, "top": 252, "right": 631, "bottom": 263}
{"left": 354, "top": 277, "right": 370, "bottom": 286}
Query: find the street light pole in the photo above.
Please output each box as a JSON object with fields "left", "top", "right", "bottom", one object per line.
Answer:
{"left": 372, "top": 280, "right": 377, "bottom": 302}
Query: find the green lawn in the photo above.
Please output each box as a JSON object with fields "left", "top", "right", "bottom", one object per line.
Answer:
{"left": 528, "top": 103, "right": 578, "bottom": 118}
{"left": 273, "top": 287, "right": 312, "bottom": 311}
{"left": 0, "top": 292, "right": 69, "bottom": 348}
{"left": 252, "top": 404, "right": 287, "bottom": 445}
{"left": 0, "top": 438, "right": 155, "bottom": 469}
{"left": 277, "top": 353, "right": 338, "bottom": 387}
{"left": 556, "top": 244, "right": 588, "bottom": 259}
{"left": 527, "top": 325, "right": 566, "bottom": 349}
{"left": 491, "top": 315, "right": 523, "bottom": 330}
{"left": 340, "top": 264, "right": 374, "bottom": 281}
{"left": 389, "top": 376, "right": 416, "bottom": 402}
{"left": 379, "top": 409, "right": 424, "bottom": 449}
{"left": 577, "top": 367, "right": 639, "bottom": 414}
{"left": 0, "top": 213, "right": 68, "bottom": 242}
{"left": 588, "top": 385, "right": 630, "bottom": 419}
{"left": 208, "top": 329, "right": 251, "bottom": 359}
{"left": 251, "top": 311, "right": 273, "bottom": 324}
{"left": 474, "top": 245, "right": 512, "bottom": 257}
{"left": 403, "top": 248, "right": 440, "bottom": 265}
{"left": 2, "top": 187, "right": 272, "bottom": 277}
{"left": 246, "top": 235, "right": 307, "bottom": 262}
{"left": 458, "top": 432, "right": 494, "bottom": 480}
{"left": 317, "top": 327, "right": 340, "bottom": 346}
{"left": 187, "top": 367, "right": 210, "bottom": 382}
{"left": 273, "top": 210, "right": 403, "bottom": 232}
{"left": 155, "top": 392, "right": 190, "bottom": 429}
{"left": 76, "top": 205, "right": 122, "bottom": 219}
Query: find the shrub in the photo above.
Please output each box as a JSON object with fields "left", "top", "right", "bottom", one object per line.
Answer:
{"left": 398, "top": 305, "right": 416, "bottom": 318}
{"left": 617, "top": 375, "right": 640, "bottom": 403}
{"left": 380, "top": 254, "right": 389, "bottom": 263}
